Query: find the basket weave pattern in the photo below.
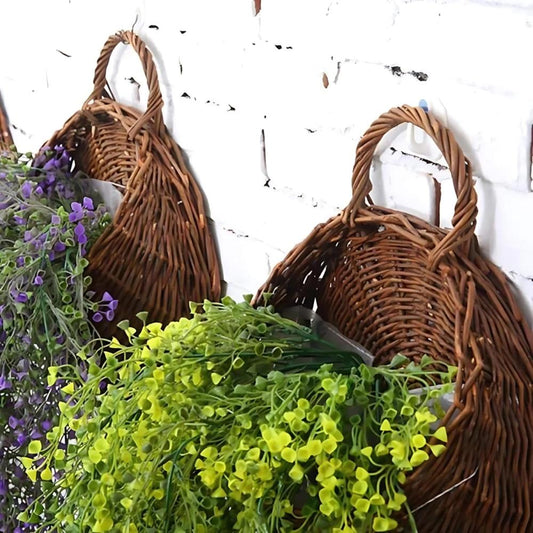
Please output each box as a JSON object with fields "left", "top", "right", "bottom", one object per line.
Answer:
{"left": 42, "top": 31, "right": 221, "bottom": 331}
{"left": 0, "top": 93, "right": 13, "bottom": 150}
{"left": 257, "top": 106, "right": 533, "bottom": 533}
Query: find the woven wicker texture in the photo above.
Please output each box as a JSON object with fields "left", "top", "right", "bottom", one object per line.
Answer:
{"left": 41, "top": 31, "right": 221, "bottom": 333}
{"left": 0, "top": 93, "right": 13, "bottom": 150}
{"left": 256, "top": 105, "right": 533, "bottom": 532}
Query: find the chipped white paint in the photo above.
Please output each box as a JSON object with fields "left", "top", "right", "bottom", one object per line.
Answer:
{"left": 1, "top": 0, "right": 533, "bottom": 322}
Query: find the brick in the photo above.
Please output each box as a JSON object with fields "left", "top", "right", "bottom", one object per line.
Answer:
{"left": 474, "top": 179, "right": 533, "bottom": 277}
{"left": 142, "top": 0, "right": 258, "bottom": 42}
{"left": 171, "top": 38, "right": 254, "bottom": 111}
{"left": 259, "top": 0, "right": 331, "bottom": 48}
{"left": 168, "top": 99, "right": 264, "bottom": 194}
{"left": 214, "top": 222, "right": 287, "bottom": 294}
{"left": 389, "top": 2, "right": 533, "bottom": 97}
{"left": 321, "top": 0, "right": 399, "bottom": 62}
{"left": 372, "top": 161, "right": 437, "bottom": 223}
{"left": 249, "top": 44, "right": 330, "bottom": 124}
{"left": 263, "top": 123, "right": 356, "bottom": 209}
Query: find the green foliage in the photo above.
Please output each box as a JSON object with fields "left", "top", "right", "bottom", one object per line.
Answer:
{"left": 22, "top": 298, "right": 456, "bottom": 532}
{"left": 0, "top": 146, "right": 114, "bottom": 531}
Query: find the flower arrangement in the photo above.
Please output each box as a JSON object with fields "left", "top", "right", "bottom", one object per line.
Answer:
{"left": 22, "top": 297, "right": 455, "bottom": 532}
{"left": 0, "top": 147, "right": 115, "bottom": 531}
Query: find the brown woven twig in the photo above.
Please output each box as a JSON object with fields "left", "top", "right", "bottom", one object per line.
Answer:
{"left": 0, "top": 92, "right": 13, "bottom": 150}
{"left": 256, "top": 105, "right": 533, "bottom": 533}
{"left": 41, "top": 31, "right": 222, "bottom": 334}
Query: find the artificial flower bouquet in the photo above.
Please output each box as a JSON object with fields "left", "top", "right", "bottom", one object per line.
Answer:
{"left": 0, "top": 146, "right": 117, "bottom": 531}
{"left": 20, "top": 297, "right": 455, "bottom": 533}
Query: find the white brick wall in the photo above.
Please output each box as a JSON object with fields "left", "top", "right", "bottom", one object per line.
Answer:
{"left": 2, "top": 0, "right": 533, "bottom": 324}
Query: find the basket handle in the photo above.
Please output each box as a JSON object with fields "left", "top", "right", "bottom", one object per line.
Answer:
{"left": 84, "top": 30, "right": 164, "bottom": 139}
{"left": 342, "top": 105, "right": 478, "bottom": 268}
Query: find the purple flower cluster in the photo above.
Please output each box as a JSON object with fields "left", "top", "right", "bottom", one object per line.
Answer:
{"left": 0, "top": 146, "right": 116, "bottom": 531}
{"left": 68, "top": 198, "right": 98, "bottom": 254}
{"left": 32, "top": 144, "right": 72, "bottom": 198}
{"left": 92, "top": 291, "right": 119, "bottom": 323}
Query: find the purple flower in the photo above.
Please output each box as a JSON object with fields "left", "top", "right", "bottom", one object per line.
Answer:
{"left": 13, "top": 464, "right": 25, "bottom": 480}
{"left": 0, "top": 480, "right": 7, "bottom": 496}
{"left": 35, "top": 185, "right": 44, "bottom": 195}
{"left": 13, "top": 215, "right": 25, "bottom": 225}
{"left": 15, "top": 292, "right": 28, "bottom": 303}
{"left": 92, "top": 312, "right": 103, "bottom": 323}
{"left": 21, "top": 181, "right": 32, "bottom": 198}
{"left": 51, "top": 214, "right": 60, "bottom": 224}
{"left": 30, "top": 429, "right": 43, "bottom": 440}
{"left": 71, "top": 201, "right": 82, "bottom": 212}
{"left": 101, "top": 292, "right": 118, "bottom": 310}
{"left": 41, "top": 420, "right": 53, "bottom": 431}
{"left": 74, "top": 222, "right": 87, "bottom": 244}
{"left": 54, "top": 241, "right": 66, "bottom": 253}
{"left": 29, "top": 391, "right": 43, "bottom": 405}
{"left": 0, "top": 375, "right": 12, "bottom": 390}
{"left": 33, "top": 148, "right": 49, "bottom": 168}
{"left": 68, "top": 211, "right": 83, "bottom": 223}
{"left": 0, "top": 171, "right": 6, "bottom": 179}
{"left": 15, "top": 431, "right": 27, "bottom": 447}
{"left": 16, "top": 256, "right": 25, "bottom": 267}
{"left": 8, "top": 416, "right": 19, "bottom": 429}
{"left": 24, "top": 230, "right": 33, "bottom": 242}
{"left": 83, "top": 197, "right": 94, "bottom": 210}
{"left": 33, "top": 275, "right": 44, "bottom": 286}
{"left": 106, "top": 309, "right": 115, "bottom": 322}
{"left": 43, "top": 158, "right": 59, "bottom": 171}
{"left": 54, "top": 145, "right": 71, "bottom": 169}
{"left": 12, "top": 361, "right": 29, "bottom": 379}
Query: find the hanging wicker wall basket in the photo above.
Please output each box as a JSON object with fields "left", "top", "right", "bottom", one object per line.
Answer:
{"left": 256, "top": 105, "right": 533, "bottom": 533}
{"left": 39, "top": 30, "right": 222, "bottom": 333}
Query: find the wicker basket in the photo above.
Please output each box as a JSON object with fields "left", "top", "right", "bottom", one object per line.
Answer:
{"left": 40, "top": 30, "right": 221, "bottom": 333}
{"left": 256, "top": 105, "right": 533, "bottom": 532}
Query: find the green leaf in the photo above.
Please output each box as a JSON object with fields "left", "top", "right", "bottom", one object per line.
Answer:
{"left": 433, "top": 426, "right": 448, "bottom": 443}
{"left": 372, "top": 516, "right": 398, "bottom": 531}
{"left": 361, "top": 446, "right": 373, "bottom": 458}
{"left": 430, "top": 444, "right": 447, "bottom": 457}
{"left": 410, "top": 450, "right": 429, "bottom": 466}
{"left": 411, "top": 434, "right": 426, "bottom": 448}
{"left": 380, "top": 419, "right": 392, "bottom": 432}
{"left": 389, "top": 354, "right": 409, "bottom": 368}
{"left": 136, "top": 311, "right": 149, "bottom": 322}
{"left": 20, "top": 457, "right": 34, "bottom": 469}
{"left": 400, "top": 405, "right": 414, "bottom": 416}
{"left": 28, "top": 440, "right": 42, "bottom": 454}
{"left": 117, "top": 319, "right": 130, "bottom": 331}
{"left": 221, "top": 295, "right": 236, "bottom": 306}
